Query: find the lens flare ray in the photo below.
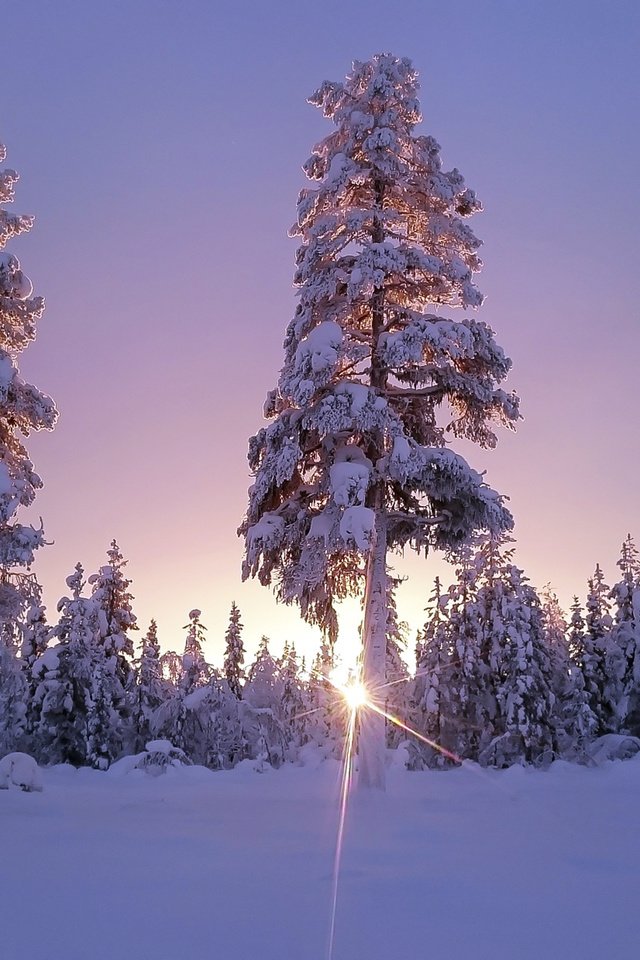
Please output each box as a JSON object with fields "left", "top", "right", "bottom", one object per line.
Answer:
{"left": 325, "top": 664, "right": 523, "bottom": 958}
{"left": 327, "top": 694, "right": 358, "bottom": 960}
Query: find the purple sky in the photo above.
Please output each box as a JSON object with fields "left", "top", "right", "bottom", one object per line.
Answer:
{"left": 4, "top": 0, "right": 639, "bottom": 664}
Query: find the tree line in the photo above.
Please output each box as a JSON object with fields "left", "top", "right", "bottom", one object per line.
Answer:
{"left": 1, "top": 533, "right": 638, "bottom": 772}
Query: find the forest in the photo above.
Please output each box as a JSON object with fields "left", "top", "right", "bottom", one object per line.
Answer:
{"left": 1, "top": 531, "right": 639, "bottom": 773}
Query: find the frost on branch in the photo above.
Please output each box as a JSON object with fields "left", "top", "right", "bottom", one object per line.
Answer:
{"left": 240, "top": 55, "right": 519, "bottom": 641}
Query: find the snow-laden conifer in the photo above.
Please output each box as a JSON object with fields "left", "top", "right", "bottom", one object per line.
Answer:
{"left": 304, "top": 636, "right": 343, "bottom": 758}
{"left": 240, "top": 55, "right": 519, "bottom": 787}
{"left": 541, "top": 584, "right": 594, "bottom": 756}
{"left": 159, "top": 649, "right": 182, "bottom": 686}
{"left": 20, "top": 601, "right": 50, "bottom": 743}
{"left": 34, "top": 564, "right": 103, "bottom": 765}
{"left": 86, "top": 656, "right": 120, "bottom": 770}
{"left": 181, "top": 608, "right": 211, "bottom": 695}
{"left": 89, "top": 541, "right": 137, "bottom": 685}
{"left": 609, "top": 535, "right": 640, "bottom": 734}
{"left": 278, "top": 642, "right": 308, "bottom": 759}
{"left": 153, "top": 611, "right": 213, "bottom": 754}
{"left": 575, "top": 564, "right": 617, "bottom": 735}
{"left": 134, "top": 619, "right": 167, "bottom": 750}
{"left": 384, "top": 577, "right": 410, "bottom": 747}
{"left": 223, "top": 601, "right": 245, "bottom": 699}
{"left": 244, "top": 636, "right": 285, "bottom": 766}
{"left": 244, "top": 636, "right": 280, "bottom": 708}
{"left": 413, "top": 576, "right": 450, "bottom": 761}
{"left": 0, "top": 142, "right": 57, "bottom": 623}
{"left": 476, "top": 542, "right": 560, "bottom": 767}
{"left": 20, "top": 602, "right": 49, "bottom": 672}
{"left": 184, "top": 676, "right": 243, "bottom": 770}
{"left": 89, "top": 541, "right": 138, "bottom": 752}
{"left": 0, "top": 625, "right": 28, "bottom": 754}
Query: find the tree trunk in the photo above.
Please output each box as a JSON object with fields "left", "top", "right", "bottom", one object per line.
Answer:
{"left": 358, "top": 505, "right": 387, "bottom": 790}
{"left": 357, "top": 175, "right": 389, "bottom": 790}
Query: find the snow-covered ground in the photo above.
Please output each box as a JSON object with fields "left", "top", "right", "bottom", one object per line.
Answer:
{"left": 2, "top": 755, "right": 638, "bottom": 960}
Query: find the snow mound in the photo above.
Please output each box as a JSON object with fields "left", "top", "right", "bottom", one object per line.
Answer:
{"left": 588, "top": 734, "right": 640, "bottom": 764}
{"left": 0, "top": 752, "right": 43, "bottom": 792}
{"left": 109, "top": 741, "right": 193, "bottom": 778}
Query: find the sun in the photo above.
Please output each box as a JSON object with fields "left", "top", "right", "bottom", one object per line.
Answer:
{"left": 340, "top": 679, "right": 368, "bottom": 712}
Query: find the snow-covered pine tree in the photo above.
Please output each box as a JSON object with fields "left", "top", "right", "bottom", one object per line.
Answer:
{"left": 240, "top": 55, "right": 519, "bottom": 788}
{"left": 244, "top": 636, "right": 281, "bottom": 709}
{"left": 223, "top": 601, "right": 245, "bottom": 699}
{"left": 89, "top": 540, "right": 138, "bottom": 749}
{"left": 609, "top": 535, "right": 640, "bottom": 735}
{"left": 89, "top": 541, "right": 137, "bottom": 684}
{"left": 383, "top": 575, "right": 410, "bottom": 748}
{"left": 576, "top": 564, "right": 617, "bottom": 735}
{"left": 540, "top": 584, "right": 569, "bottom": 653}
{"left": 0, "top": 622, "right": 28, "bottom": 754}
{"left": 440, "top": 549, "right": 490, "bottom": 761}
{"left": 416, "top": 542, "right": 502, "bottom": 764}
{"left": 565, "top": 595, "right": 597, "bottom": 754}
{"left": 86, "top": 656, "right": 117, "bottom": 770}
{"left": 541, "top": 584, "right": 594, "bottom": 756}
{"left": 153, "top": 610, "right": 213, "bottom": 757}
{"left": 412, "top": 576, "right": 451, "bottom": 767}
{"left": 20, "top": 602, "right": 49, "bottom": 673}
{"left": 243, "top": 636, "right": 285, "bottom": 767}
{"left": 0, "top": 142, "right": 57, "bottom": 624}
{"left": 476, "top": 542, "right": 561, "bottom": 767}
{"left": 152, "top": 611, "right": 215, "bottom": 759}
{"left": 20, "top": 601, "right": 50, "bottom": 743}
{"left": 568, "top": 596, "right": 585, "bottom": 661}
{"left": 278, "top": 641, "right": 308, "bottom": 760}
{"left": 34, "top": 564, "right": 105, "bottom": 765}
{"left": 185, "top": 674, "right": 244, "bottom": 770}
{"left": 160, "top": 648, "right": 182, "bottom": 686}
{"left": 181, "top": 608, "right": 211, "bottom": 695}
{"left": 304, "top": 635, "right": 343, "bottom": 759}
{"left": 134, "top": 619, "right": 167, "bottom": 750}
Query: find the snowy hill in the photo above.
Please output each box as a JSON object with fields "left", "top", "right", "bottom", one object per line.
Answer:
{"left": 1, "top": 756, "right": 638, "bottom": 960}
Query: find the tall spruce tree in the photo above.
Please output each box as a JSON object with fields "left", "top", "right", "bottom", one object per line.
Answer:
{"left": 475, "top": 542, "right": 561, "bottom": 766}
{"left": 0, "top": 141, "right": 57, "bottom": 624}
{"left": 181, "top": 608, "right": 211, "bottom": 695}
{"left": 135, "top": 619, "right": 166, "bottom": 750}
{"left": 609, "top": 535, "right": 640, "bottom": 734}
{"left": 0, "top": 624, "right": 28, "bottom": 754}
{"left": 34, "top": 564, "right": 103, "bottom": 765}
{"left": 240, "top": 54, "right": 519, "bottom": 788}
{"left": 223, "top": 601, "right": 245, "bottom": 699}
{"left": 413, "top": 576, "right": 451, "bottom": 766}
{"left": 577, "top": 564, "right": 617, "bottom": 735}
{"left": 279, "top": 642, "right": 308, "bottom": 759}
{"left": 565, "top": 596, "right": 597, "bottom": 753}
{"left": 541, "top": 584, "right": 594, "bottom": 756}
{"left": 384, "top": 576, "right": 410, "bottom": 747}
{"left": 88, "top": 541, "right": 138, "bottom": 754}
{"left": 20, "top": 601, "right": 50, "bottom": 743}
{"left": 305, "top": 637, "right": 342, "bottom": 758}
{"left": 244, "top": 636, "right": 285, "bottom": 767}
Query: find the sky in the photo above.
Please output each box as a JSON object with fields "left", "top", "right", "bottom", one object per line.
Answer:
{"left": 3, "top": 0, "right": 639, "bottom": 666}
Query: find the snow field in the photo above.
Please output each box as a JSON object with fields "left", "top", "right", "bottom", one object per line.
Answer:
{"left": 1, "top": 756, "right": 638, "bottom": 960}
